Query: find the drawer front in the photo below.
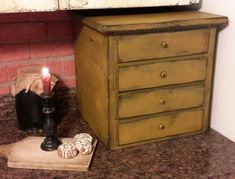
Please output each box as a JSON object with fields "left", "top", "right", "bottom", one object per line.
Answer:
{"left": 119, "top": 84, "right": 204, "bottom": 118}
{"left": 119, "top": 58, "right": 206, "bottom": 91}
{"left": 118, "top": 29, "right": 209, "bottom": 62}
{"left": 118, "top": 109, "right": 203, "bottom": 145}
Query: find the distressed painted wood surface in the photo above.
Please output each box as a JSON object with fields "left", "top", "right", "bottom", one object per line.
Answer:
{"left": 0, "top": 0, "right": 200, "bottom": 13}
{"left": 118, "top": 109, "right": 203, "bottom": 145}
{"left": 65, "top": 0, "right": 200, "bottom": 10}
{"left": 74, "top": 11, "right": 228, "bottom": 150}
{"left": 75, "top": 25, "right": 110, "bottom": 147}
{"left": 118, "top": 29, "right": 209, "bottom": 62}
{"left": 0, "top": 137, "right": 97, "bottom": 171}
{"left": 82, "top": 11, "right": 228, "bottom": 33}
{"left": 119, "top": 57, "right": 207, "bottom": 91}
{"left": 0, "top": 0, "right": 58, "bottom": 13}
{"left": 118, "top": 83, "right": 205, "bottom": 118}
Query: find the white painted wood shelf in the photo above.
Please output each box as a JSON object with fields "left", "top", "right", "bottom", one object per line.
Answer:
{"left": 0, "top": 0, "right": 200, "bottom": 13}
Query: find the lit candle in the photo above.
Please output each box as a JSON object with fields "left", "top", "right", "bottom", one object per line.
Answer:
{"left": 42, "top": 67, "right": 51, "bottom": 95}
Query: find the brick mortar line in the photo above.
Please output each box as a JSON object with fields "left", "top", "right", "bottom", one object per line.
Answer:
{"left": 0, "top": 18, "right": 72, "bottom": 25}
{"left": 0, "top": 81, "right": 13, "bottom": 87}
{"left": 29, "top": 41, "right": 33, "bottom": 60}
{"left": 61, "top": 56, "right": 65, "bottom": 74}
{"left": 0, "top": 54, "right": 75, "bottom": 66}
{"left": 0, "top": 39, "right": 74, "bottom": 46}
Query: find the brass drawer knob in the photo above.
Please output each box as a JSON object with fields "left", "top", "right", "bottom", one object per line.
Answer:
{"left": 160, "top": 98, "right": 166, "bottom": 105}
{"left": 161, "top": 42, "right": 168, "bottom": 48}
{"left": 159, "top": 124, "right": 165, "bottom": 130}
{"left": 160, "top": 71, "right": 167, "bottom": 78}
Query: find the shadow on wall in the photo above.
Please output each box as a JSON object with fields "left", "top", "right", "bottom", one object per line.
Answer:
{"left": 54, "top": 87, "right": 77, "bottom": 125}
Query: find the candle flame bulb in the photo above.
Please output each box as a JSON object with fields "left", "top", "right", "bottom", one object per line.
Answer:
{"left": 42, "top": 67, "right": 51, "bottom": 95}
{"left": 42, "top": 67, "right": 50, "bottom": 77}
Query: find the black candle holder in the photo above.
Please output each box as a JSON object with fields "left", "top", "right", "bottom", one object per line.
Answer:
{"left": 40, "top": 93, "right": 61, "bottom": 151}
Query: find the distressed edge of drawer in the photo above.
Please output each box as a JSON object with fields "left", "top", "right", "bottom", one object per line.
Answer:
{"left": 118, "top": 82, "right": 205, "bottom": 119}
{"left": 117, "top": 29, "right": 210, "bottom": 63}
{"left": 118, "top": 56, "right": 207, "bottom": 92}
{"left": 117, "top": 108, "right": 204, "bottom": 146}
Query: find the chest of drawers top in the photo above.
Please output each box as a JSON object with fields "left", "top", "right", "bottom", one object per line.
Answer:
{"left": 82, "top": 11, "right": 227, "bottom": 34}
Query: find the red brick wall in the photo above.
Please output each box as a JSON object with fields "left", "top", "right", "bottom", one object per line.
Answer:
{"left": 0, "top": 11, "right": 76, "bottom": 96}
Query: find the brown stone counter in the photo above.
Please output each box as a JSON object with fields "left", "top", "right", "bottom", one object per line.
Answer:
{"left": 0, "top": 94, "right": 235, "bottom": 178}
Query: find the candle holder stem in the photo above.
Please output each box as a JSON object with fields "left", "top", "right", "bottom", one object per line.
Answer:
{"left": 40, "top": 93, "right": 61, "bottom": 151}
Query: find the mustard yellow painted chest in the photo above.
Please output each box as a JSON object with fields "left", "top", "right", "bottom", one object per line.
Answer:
{"left": 74, "top": 11, "right": 228, "bottom": 149}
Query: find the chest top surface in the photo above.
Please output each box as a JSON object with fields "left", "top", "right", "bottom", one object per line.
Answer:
{"left": 82, "top": 11, "right": 228, "bottom": 33}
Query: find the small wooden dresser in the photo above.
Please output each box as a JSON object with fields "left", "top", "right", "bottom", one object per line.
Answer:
{"left": 74, "top": 11, "right": 228, "bottom": 149}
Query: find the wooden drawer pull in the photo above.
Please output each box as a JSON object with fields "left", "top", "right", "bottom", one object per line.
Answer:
{"left": 160, "top": 98, "right": 166, "bottom": 105}
{"left": 160, "top": 71, "right": 167, "bottom": 78}
{"left": 161, "top": 41, "right": 169, "bottom": 48}
{"left": 159, "top": 124, "right": 165, "bottom": 130}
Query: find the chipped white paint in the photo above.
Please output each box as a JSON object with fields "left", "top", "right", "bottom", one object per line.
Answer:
{"left": 0, "top": 0, "right": 200, "bottom": 13}
{"left": 59, "top": 0, "right": 69, "bottom": 10}
{"left": 68, "top": 0, "right": 200, "bottom": 9}
{"left": 69, "top": 0, "right": 89, "bottom": 9}
{"left": 0, "top": 0, "right": 58, "bottom": 13}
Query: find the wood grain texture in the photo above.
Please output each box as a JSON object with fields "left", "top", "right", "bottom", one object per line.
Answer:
{"left": 108, "top": 36, "right": 119, "bottom": 149}
{"left": 118, "top": 29, "right": 209, "bottom": 62}
{"left": 118, "top": 109, "right": 203, "bottom": 145}
{"left": 119, "top": 57, "right": 207, "bottom": 91}
{"left": 202, "top": 28, "right": 217, "bottom": 131}
{"left": 82, "top": 11, "right": 228, "bottom": 33}
{"left": 75, "top": 26, "right": 109, "bottom": 146}
{"left": 0, "top": 137, "right": 97, "bottom": 171}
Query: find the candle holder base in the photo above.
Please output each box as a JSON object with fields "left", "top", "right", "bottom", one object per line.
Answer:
{"left": 40, "top": 136, "right": 61, "bottom": 151}
{"left": 40, "top": 93, "right": 61, "bottom": 152}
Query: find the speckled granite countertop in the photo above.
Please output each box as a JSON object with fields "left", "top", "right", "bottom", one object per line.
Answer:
{"left": 0, "top": 108, "right": 235, "bottom": 179}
